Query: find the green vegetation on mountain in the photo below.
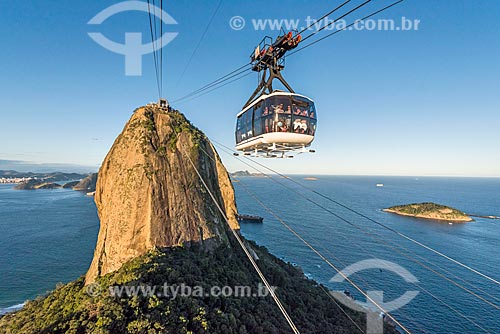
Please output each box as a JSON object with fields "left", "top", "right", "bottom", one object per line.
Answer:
{"left": 0, "top": 240, "right": 396, "bottom": 334}
{"left": 384, "top": 202, "right": 472, "bottom": 222}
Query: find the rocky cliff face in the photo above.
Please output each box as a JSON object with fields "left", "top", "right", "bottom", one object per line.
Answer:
{"left": 85, "top": 106, "right": 239, "bottom": 284}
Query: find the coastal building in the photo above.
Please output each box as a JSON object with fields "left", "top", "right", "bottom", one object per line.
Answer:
{"left": 0, "top": 177, "right": 34, "bottom": 184}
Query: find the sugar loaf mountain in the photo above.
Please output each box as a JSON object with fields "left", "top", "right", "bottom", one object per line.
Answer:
{"left": 0, "top": 106, "right": 398, "bottom": 334}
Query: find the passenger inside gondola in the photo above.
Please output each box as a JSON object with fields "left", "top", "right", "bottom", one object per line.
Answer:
{"left": 310, "top": 122, "right": 316, "bottom": 136}
{"left": 300, "top": 119, "right": 308, "bottom": 133}
{"left": 262, "top": 106, "right": 269, "bottom": 116}
{"left": 236, "top": 94, "right": 316, "bottom": 145}
{"left": 293, "top": 118, "right": 308, "bottom": 134}
{"left": 272, "top": 103, "right": 284, "bottom": 114}
{"left": 277, "top": 120, "right": 288, "bottom": 132}
{"left": 264, "top": 117, "right": 272, "bottom": 133}
{"left": 293, "top": 118, "right": 302, "bottom": 132}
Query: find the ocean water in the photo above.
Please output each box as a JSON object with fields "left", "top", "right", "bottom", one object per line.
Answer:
{"left": 0, "top": 185, "right": 98, "bottom": 312}
{"left": 234, "top": 176, "right": 500, "bottom": 334}
{"left": 0, "top": 177, "right": 499, "bottom": 333}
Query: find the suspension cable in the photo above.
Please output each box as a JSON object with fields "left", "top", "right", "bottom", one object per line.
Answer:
{"left": 196, "top": 145, "right": 367, "bottom": 334}
{"left": 300, "top": 0, "right": 373, "bottom": 43}
{"left": 176, "top": 0, "right": 224, "bottom": 86}
{"left": 183, "top": 153, "right": 301, "bottom": 334}
{"left": 165, "top": 115, "right": 300, "bottom": 333}
{"left": 175, "top": 71, "right": 253, "bottom": 105}
{"left": 152, "top": 0, "right": 160, "bottom": 87}
{"left": 213, "top": 139, "right": 500, "bottom": 288}
{"left": 211, "top": 139, "right": 500, "bottom": 312}
{"left": 289, "top": 0, "right": 405, "bottom": 56}
{"left": 147, "top": 0, "right": 161, "bottom": 98}
{"left": 216, "top": 163, "right": 413, "bottom": 333}
{"left": 172, "top": 0, "right": 405, "bottom": 105}
{"left": 297, "top": 0, "right": 353, "bottom": 35}
{"left": 232, "top": 173, "right": 494, "bottom": 334}
{"left": 172, "top": 63, "right": 252, "bottom": 103}
{"left": 160, "top": 0, "right": 163, "bottom": 97}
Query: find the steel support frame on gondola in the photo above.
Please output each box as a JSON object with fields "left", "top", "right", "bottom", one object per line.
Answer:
{"left": 244, "top": 65, "right": 295, "bottom": 109}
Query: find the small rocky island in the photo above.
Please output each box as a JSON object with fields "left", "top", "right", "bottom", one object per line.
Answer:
{"left": 384, "top": 202, "right": 473, "bottom": 222}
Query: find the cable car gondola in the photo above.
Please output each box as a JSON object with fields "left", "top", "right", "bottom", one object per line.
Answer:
{"left": 235, "top": 91, "right": 316, "bottom": 156}
{"left": 235, "top": 31, "right": 317, "bottom": 158}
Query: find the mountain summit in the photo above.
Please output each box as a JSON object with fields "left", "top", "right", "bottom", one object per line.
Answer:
{"left": 86, "top": 106, "right": 238, "bottom": 284}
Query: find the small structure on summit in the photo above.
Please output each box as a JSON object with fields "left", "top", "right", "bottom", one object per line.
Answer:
{"left": 158, "top": 98, "right": 170, "bottom": 110}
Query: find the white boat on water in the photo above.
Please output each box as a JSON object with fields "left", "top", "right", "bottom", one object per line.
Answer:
{"left": 376, "top": 183, "right": 384, "bottom": 187}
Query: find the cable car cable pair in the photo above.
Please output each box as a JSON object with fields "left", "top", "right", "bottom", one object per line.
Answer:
{"left": 230, "top": 169, "right": 493, "bottom": 334}
{"left": 166, "top": 116, "right": 302, "bottom": 334}
{"left": 172, "top": 0, "right": 404, "bottom": 106}
{"left": 196, "top": 143, "right": 414, "bottom": 334}
{"left": 211, "top": 140, "right": 500, "bottom": 332}
{"left": 234, "top": 0, "right": 404, "bottom": 158}
{"left": 215, "top": 138, "right": 500, "bottom": 290}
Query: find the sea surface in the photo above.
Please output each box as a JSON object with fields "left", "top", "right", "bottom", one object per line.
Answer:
{"left": 0, "top": 177, "right": 499, "bottom": 333}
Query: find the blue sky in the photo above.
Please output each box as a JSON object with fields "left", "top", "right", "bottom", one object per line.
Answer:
{"left": 0, "top": 0, "right": 499, "bottom": 176}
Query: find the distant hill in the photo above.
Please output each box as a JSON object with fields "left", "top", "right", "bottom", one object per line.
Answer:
{"left": 5, "top": 171, "right": 97, "bottom": 192}
{"left": 384, "top": 202, "right": 472, "bottom": 222}
{"left": 14, "top": 180, "right": 62, "bottom": 190}
{"left": 0, "top": 160, "right": 97, "bottom": 174}
{"left": 62, "top": 181, "right": 80, "bottom": 189}
{"left": 1, "top": 170, "right": 88, "bottom": 182}
{"left": 72, "top": 173, "right": 98, "bottom": 192}
{"left": 230, "top": 170, "right": 266, "bottom": 177}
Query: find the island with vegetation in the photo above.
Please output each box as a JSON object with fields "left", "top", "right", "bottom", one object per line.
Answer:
{"left": 383, "top": 202, "right": 473, "bottom": 222}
